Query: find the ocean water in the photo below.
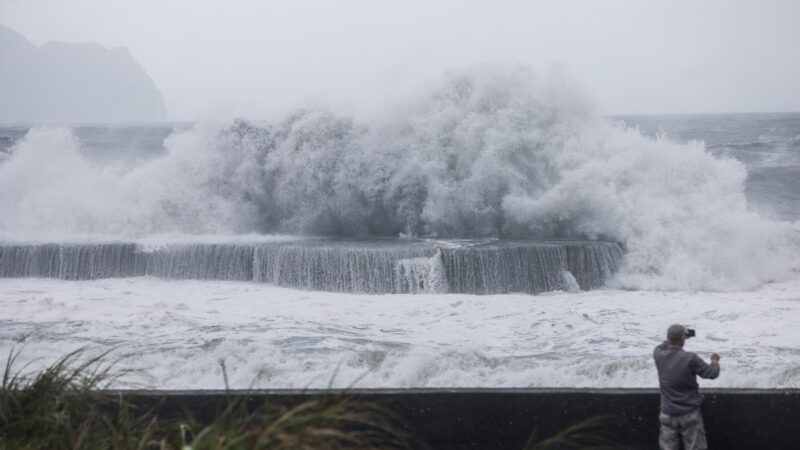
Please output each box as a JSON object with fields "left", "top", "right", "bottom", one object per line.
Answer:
{"left": 615, "top": 113, "right": 800, "bottom": 222}
{"left": 1, "top": 67, "right": 798, "bottom": 388}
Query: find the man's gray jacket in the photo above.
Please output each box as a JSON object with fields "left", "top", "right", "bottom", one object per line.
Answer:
{"left": 653, "top": 341, "right": 720, "bottom": 415}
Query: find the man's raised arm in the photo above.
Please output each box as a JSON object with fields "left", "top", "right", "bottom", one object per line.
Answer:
{"left": 691, "top": 352, "right": 720, "bottom": 379}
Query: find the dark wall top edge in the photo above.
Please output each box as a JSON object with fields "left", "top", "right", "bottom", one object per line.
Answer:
{"left": 103, "top": 388, "right": 800, "bottom": 396}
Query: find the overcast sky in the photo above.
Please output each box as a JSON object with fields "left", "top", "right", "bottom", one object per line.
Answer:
{"left": 2, "top": 0, "right": 799, "bottom": 121}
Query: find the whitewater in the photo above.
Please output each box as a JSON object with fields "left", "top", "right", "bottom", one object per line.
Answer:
{"left": 2, "top": 278, "right": 799, "bottom": 389}
{"left": 1, "top": 65, "right": 799, "bottom": 388}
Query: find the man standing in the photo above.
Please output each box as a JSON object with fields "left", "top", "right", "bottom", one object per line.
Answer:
{"left": 653, "top": 324, "right": 720, "bottom": 450}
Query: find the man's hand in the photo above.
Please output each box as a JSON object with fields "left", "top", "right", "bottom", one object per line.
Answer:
{"left": 710, "top": 353, "right": 720, "bottom": 362}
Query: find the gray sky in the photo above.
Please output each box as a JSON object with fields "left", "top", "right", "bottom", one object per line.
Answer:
{"left": 2, "top": 0, "right": 799, "bottom": 120}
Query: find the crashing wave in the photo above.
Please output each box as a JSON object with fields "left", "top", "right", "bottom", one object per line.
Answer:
{"left": 0, "top": 64, "right": 798, "bottom": 290}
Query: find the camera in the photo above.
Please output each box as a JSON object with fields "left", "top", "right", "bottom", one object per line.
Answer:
{"left": 685, "top": 328, "right": 696, "bottom": 339}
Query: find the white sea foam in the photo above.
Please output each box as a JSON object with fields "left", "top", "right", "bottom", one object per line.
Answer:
{"left": 0, "top": 65, "right": 798, "bottom": 290}
{"left": 1, "top": 278, "right": 798, "bottom": 389}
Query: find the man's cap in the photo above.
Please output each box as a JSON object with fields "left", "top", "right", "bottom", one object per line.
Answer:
{"left": 667, "top": 324, "right": 686, "bottom": 341}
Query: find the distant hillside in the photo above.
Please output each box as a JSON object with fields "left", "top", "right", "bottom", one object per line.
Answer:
{"left": 0, "top": 24, "right": 166, "bottom": 123}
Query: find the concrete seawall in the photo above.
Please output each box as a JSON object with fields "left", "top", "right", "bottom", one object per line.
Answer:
{"left": 111, "top": 388, "right": 800, "bottom": 449}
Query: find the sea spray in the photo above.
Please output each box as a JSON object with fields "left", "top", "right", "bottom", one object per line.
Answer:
{"left": 0, "top": 64, "right": 798, "bottom": 290}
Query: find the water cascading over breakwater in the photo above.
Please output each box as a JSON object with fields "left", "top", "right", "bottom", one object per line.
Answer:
{"left": 0, "top": 239, "right": 623, "bottom": 294}
{"left": 251, "top": 240, "right": 440, "bottom": 293}
{"left": 441, "top": 241, "right": 623, "bottom": 294}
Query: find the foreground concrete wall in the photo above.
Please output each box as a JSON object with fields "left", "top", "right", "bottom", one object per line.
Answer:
{"left": 113, "top": 389, "right": 800, "bottom": 450}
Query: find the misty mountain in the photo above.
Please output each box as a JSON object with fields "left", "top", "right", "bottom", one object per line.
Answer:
{"left": 0, "top": 24, "right": 166, "bottom": 123}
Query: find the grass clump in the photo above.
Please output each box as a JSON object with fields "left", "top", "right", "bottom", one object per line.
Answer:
{"left": 0, "top": 348, "right": 419, "bottom": 450}
{"left": 0, "top": 348, "right": 143, "bottom": 449}
{"left": 175, "top": 396, "right": 418, "bottom": 450}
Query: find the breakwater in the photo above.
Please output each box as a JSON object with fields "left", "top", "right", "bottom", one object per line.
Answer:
{"left": 0, "top": 239, "right": 623, "bottom": 294}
